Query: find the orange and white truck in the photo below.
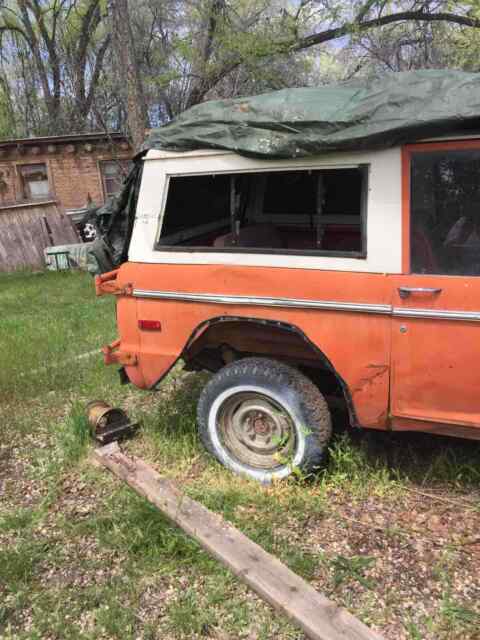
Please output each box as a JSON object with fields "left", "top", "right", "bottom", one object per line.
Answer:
{"left": 94, "top": 72, "right": 480, "bottom": 481}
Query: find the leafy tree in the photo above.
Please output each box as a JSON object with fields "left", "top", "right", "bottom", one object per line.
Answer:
{"left": 0, "top": 0, "right": 110, "bottom": 133}
{"left": 2, "top": 0, "right": 480, "bottom": 139}
{"left": 449, "top": 1, "right": 480, "bottom": 70}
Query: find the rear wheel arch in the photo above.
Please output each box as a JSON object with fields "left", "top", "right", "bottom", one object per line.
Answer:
{"left": 182, "top": 315, "right": 358, "bottom": 428}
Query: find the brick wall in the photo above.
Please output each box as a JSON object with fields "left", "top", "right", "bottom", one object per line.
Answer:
{"left": 0, "top": 140, "right": 131, "bottom": 212}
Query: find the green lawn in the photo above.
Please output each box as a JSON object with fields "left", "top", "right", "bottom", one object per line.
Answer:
{"left": 1, "top": 270, "right": 480, "bottom": 640}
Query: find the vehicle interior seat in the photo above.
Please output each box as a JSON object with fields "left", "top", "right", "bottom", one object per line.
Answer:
{"left": 411, "top": 227, "right": 438, "bottom": 273}
{"left": 281, "top": 225, "right": 362, "bottom": 252}
{"left": 213, "top": 223, "right": 283, "bottom": 248}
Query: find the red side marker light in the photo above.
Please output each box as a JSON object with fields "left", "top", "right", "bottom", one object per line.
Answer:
{"left": 138, "top": 319, "right": 162, "bottom": 331}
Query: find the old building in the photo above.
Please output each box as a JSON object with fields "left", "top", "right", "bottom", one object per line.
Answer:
{"left": 0, "top": 132, "right": 132, "bottom": 271}
{"left": 0, "top": 132, "right": 132, "bottom": 212}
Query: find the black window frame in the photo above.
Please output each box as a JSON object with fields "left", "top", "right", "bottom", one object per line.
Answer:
{"left": 154, "top": 165, "right": 369, "bottom": 259}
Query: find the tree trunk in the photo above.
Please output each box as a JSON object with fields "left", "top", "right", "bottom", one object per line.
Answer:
{"left": 108, "top": 0, "right": 149, "bottom": 151}
{"left": 184, "top": 0, "right": 225, "bottom": 110}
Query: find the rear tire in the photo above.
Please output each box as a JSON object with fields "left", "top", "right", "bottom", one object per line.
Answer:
{"left": 197, "top": 357, "right": 332, "bottom": 482}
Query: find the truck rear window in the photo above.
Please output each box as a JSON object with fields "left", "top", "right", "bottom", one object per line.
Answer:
{"left": 156, "top": 168, "right": 367, "bottom": 257}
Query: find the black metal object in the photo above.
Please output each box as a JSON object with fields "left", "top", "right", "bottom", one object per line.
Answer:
{"left": 86, "top": 401, "right": 139, "bottom": 444}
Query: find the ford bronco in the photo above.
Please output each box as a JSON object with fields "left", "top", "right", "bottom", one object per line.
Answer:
{"left": 94, "top": 73, "right": 480, "bottom": 481}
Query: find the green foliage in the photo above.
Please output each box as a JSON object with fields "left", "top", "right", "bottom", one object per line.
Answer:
{"left": 0, "top": 508, "right": 37, "bottom": 532}
{"left": 77, "top": 488, "right": 212, "bottom": 573}
{"left": 449, "top": 1, "right": 480, "bottom": 70}
{"left": 54, "top": 409, "right": 91, "bottom": 466}
{"left": 93, "top": 590, "right": 138, "bottom": 639}
{"left": 330, "top": 554, "right": 376, "bottom": 590}
{"left": 0, "top": 78, "right": 16, "bottom": 138}
{"left": 440, "top": 594, "right": 480, "bottom": 626}
{"left": 167, "top": 589, "right": 217, "bottom": 636}
{"left": 0, "top": 541, "right": 47, "bottom": 591}
{"left": 0, "top": 270, "right": 116, "bottom": 403}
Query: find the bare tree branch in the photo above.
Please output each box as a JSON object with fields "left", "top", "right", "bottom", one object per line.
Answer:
{"left": 293, "top": 10, "right": 480, "bottom": 51}
{"left": 83, "top": 34, "right": 111, "bottom": 116}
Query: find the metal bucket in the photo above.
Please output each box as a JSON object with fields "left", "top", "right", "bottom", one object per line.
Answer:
{"left": 86, "top": 400, "right": 138, "bottom": 444}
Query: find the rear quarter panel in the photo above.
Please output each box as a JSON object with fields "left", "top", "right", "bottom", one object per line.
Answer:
{"left": 116, "top": 262, "right": 392, "bottom": 429}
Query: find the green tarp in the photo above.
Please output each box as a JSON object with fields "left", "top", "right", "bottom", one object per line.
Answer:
{"left": 142, "top": 70, "right": 480, "bottom": 158}
{"left": 89, "top": 69, "right": 480, "bottom": 273}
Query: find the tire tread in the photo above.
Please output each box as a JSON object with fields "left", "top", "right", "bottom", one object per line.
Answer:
{"left": 197, "top": 357, "right": 332, "bottom": 479}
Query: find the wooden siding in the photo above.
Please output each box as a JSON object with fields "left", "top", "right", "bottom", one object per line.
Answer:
{"left": 0, "top": 202, "right": 80, "bottom": 272}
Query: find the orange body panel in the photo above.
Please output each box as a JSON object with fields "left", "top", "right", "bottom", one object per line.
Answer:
{"left": 391, "top": 274, "right": 480, "bottom": 427}
{"left": 114, "top": 263, "right": 392, "bottom": 430}
{"left": 391, "top": 140, "right": 480, "bottom": 430}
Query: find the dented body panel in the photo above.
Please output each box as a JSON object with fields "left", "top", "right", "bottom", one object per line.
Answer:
{"left": 113, "top": 263, "right": 392, "bottom": 429}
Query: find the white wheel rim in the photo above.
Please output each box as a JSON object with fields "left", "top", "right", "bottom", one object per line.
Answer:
{"left": 208, "top": 385, "right": 307, "bottom": 482}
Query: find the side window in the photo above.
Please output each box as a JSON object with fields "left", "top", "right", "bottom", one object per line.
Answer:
{"left": 411, "top": 149, "right": 480, "bottom": 276}
{"left": 100, "top": 160, "right": 131, "bottom": 199}
{"left": 18, "top": 163, "right": 51, "bottom": 201}
{"left": 157, "top": 168, "right": 367, "bottom": 256}
{"left": 263, "top": 171, "right": 316, "bottom": 216}
{"left": 160, "top": 174, "right": 230, "bottom": 244}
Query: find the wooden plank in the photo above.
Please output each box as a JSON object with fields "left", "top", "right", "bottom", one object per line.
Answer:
{"left": 0, "top": 202, "right": 80, "bottom": 271}
{"left": 94, "top": 443, "right": 384, "bottom": 640}
{"left": 0, "top": 218, "right": 43, "bottom": 271}
{"left": 0, "top": 220, "right": 38, "bottom": 270}
{"left": 49, "top": 211, "right": 80, "bottom": 244}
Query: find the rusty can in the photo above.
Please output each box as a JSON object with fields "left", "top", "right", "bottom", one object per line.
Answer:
{"left": 86, "top": 400, "right": 138, "bottom": 444}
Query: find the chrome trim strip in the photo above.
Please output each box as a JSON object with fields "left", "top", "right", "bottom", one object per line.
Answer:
{"left": 132, "top": 289, "right": 480, "bottom": 322}
{"left": 393, "top": 308, "right": 480, "bottom": 322}
{"left": 132, "top": 289, "right": 392, "bottom": 315}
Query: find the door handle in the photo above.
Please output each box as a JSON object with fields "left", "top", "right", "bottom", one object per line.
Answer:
{"left": 398, "top": 287, "right": 442, "bottom": 300}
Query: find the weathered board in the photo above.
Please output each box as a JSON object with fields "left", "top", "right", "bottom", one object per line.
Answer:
{"left": 0, "top": 202, "right": 79, "bottom": 271}
{"left": 94, "top": 443, "right": 384, "bottom": 640}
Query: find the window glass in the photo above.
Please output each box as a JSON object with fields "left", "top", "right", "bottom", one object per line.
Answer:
{"left": 101, "top": 160, "right": 130, "bottom": 198}
{"left": 263, "top": 169, "right": 362, "bottom": 217}
{"left": 19, "top": 163, "right": 50, "bottom": 201}
{"left": 411, "top": 150, "right": 480, "bottom": 275}
{"left": 161, "top": 174, "right": 230, "bottom": 239}
{"left": 263, "top": 171, "right": 316, "bottom": 215}
{"left": 158, "top": 168, "right": 366, "bottom": 255}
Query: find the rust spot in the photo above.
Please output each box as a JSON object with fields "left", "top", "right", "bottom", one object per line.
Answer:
{"left": 374, "top": 410, "right": 389, "bottom": 425}
{"left": 352, "top": 364, "right": 389, "bottom": 395}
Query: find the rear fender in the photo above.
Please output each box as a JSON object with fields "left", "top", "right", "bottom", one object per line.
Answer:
{"left": 168, "top": 315, "right": 358, "bottom": 427}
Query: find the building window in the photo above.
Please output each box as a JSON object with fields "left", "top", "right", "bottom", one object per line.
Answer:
{"left": 100, "top": 160, "right": 130, "bottom": 199}
{"left": 156, "top": 168, "right": 367, "bottom": 257}
{"left": 410, "top": 149, "right": 480, "bottom": 276}
{"left": 19, "top": 163, "right": 51, "bottom": 201}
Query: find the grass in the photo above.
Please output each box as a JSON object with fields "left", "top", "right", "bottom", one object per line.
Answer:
{"left": 1, "top": 270, "right": 480, "bottom": 639}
